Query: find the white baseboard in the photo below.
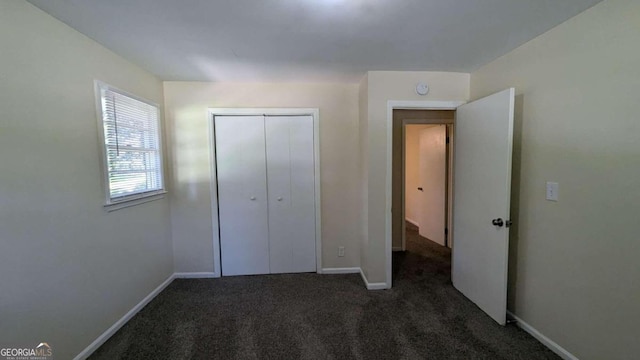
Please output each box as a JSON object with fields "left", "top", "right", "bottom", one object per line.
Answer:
{"left": 73, "top": 273, "right": 175, "bottom": 360}
{"left": 323, "top": 268, "right": 389, "bottom": 290}
{"left": 359, "top": 268, "right": 388, "bottom": 290}
{"left": 392, "top": 246, "right": 403, "bottom": 252}
{"left": 174, "top": 272, "right": 218, "bottom": 279}
{"left": 507, "top": 311, "right": 579, "bottom": 360}
{"left": 405, "top": 218, "right": 419, "bottom": 227}
{"left": 320, "top": 267, "right": 361, "bottom": 274}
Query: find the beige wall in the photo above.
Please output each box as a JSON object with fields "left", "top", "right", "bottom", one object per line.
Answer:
{"left": 471, "top": 0, "right": 640, "bottom": 358}
{"left": 363, "top": 71, "right": 469, "bottom": 283}
{"left": 0, "top": 1, "right": 173, "bottom": 359}
{"left": 405, "top": 125, "right": 436, "bottom": 225}
{"left": 164, "top": 81, "right": 361, "bottom": 272}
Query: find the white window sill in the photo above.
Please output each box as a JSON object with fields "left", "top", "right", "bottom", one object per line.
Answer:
{"left": 104, "top": 191, "right": 167, "bottom": 212}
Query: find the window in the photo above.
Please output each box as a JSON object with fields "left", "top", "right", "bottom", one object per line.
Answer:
{"left": 96, "top": 82, "right": 165, "bottom": 207}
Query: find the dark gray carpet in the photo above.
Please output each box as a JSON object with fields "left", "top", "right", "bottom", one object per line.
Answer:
{"left": 90, "top": 224, "right": 558, "bottom": 359}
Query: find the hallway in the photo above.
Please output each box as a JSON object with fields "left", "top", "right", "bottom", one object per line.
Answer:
{"left": 393, "top": 221, "right": 452, "bottom": 284}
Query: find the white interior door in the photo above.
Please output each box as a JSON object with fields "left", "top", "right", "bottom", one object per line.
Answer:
{"left": 452, "top": 88, "right": 515, "bottom": 325}
{"left": 215, "top": 115, "right": 270, "bottom": 276}
{"left": 265, "top": 116, "right": 316, "bottom": 273}
{"left": 417, "top": 125, "right": 447, "bottom": 245}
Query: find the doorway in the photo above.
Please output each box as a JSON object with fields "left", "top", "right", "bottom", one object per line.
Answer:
{"left": 406, "top": 124, "right": 451, "bottom": 248}
{"left": 391, "top": 109, "right": 455, "bottom": 283}
{"left": 385, "top": 90, "right": 515, "bottom": 325}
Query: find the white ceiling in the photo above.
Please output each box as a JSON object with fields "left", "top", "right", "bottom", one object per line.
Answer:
{"left": 27, "top": 0, "right": 602, "bottom": 83}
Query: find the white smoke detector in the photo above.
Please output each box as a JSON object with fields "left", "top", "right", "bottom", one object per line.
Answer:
{"left": 416, "top": 82, "right": 429, "bottom": 96}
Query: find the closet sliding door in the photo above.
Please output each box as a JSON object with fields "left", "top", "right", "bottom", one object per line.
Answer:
{"left": 215, "top": 116, "right": 270, "bottom": 276}
{"left": 265, "top": 116, "right": 316, "bottom": 273}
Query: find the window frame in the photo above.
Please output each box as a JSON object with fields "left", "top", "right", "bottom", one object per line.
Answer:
{"left": 95, "top": 81, "right": 166, "bottom": 211}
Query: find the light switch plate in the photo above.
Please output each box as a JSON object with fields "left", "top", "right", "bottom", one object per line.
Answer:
{"left": 546, "top": 182, "right": 559, "bottom": 201}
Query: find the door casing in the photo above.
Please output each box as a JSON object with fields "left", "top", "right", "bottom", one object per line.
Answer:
{"left": 385, "top": 101, "right": 466, "bottom": 289}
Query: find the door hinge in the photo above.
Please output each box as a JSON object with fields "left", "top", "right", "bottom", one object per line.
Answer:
{"left": 505, "top": 220, "right": 513, "bottom": 228}
{"left": 446, "top": 136, "right": 450, "bottom": 144}
{"left": 444, "top": 227, "right": 448, "bottom": 235}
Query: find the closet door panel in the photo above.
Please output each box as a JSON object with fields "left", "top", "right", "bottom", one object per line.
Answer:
{"left": 265, "top": 116, "right": 316, "bottom": 273}
{"left": 215, "top": 116, "right": 270, "bottom": 276}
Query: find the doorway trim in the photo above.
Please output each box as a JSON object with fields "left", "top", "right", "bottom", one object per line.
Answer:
{"left": 208, "top": 108, "right": 322, "bottom": 277}
{"left": 385, "top": 100, "right": 466, "bottom": 289}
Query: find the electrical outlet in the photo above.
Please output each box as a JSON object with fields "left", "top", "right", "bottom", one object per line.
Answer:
{"left": 338, "top": 246, "right": 345, "bottom": 257}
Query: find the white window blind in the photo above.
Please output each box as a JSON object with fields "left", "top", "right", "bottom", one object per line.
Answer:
{"left": 98, "top": 83, "right": 164, "bottom": 203}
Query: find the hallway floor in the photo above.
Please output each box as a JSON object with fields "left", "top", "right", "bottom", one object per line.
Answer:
{"left": 393, "top": 221, "right": 452, "bottom": 283}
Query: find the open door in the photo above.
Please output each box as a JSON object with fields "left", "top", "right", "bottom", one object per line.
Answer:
{"left": 417, "top": 125, "right": 446, "bottom": 245}
{"left": 452, "top": 88, "right": 515, "bottom": 325}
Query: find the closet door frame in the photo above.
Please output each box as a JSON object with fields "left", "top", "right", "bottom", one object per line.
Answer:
{"left": 208, "top": 108, "right": 321, "bottom": 277}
